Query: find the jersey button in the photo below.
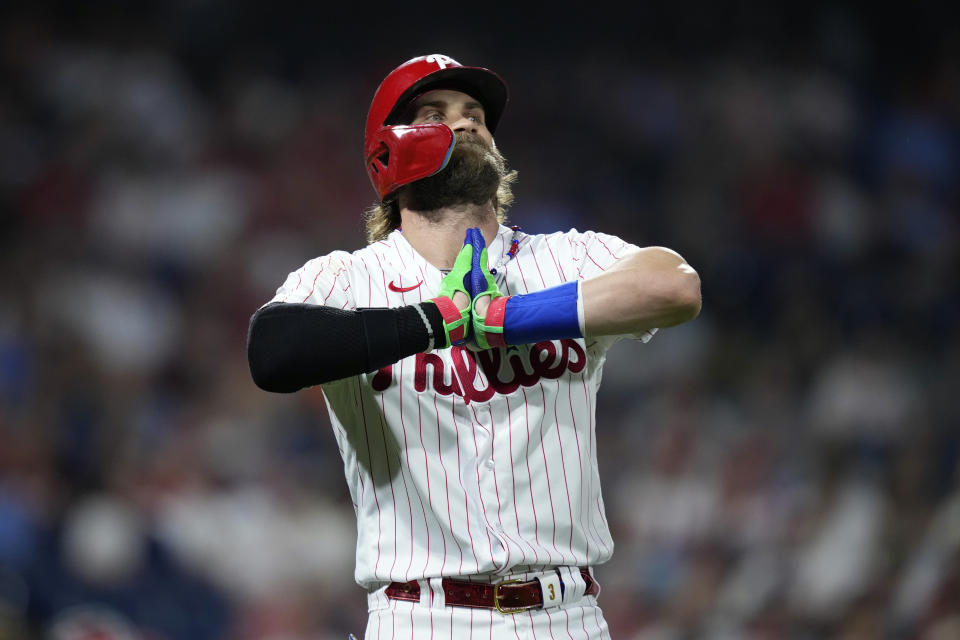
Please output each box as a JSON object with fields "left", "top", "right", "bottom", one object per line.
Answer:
{"left": 485, "top": 459, "right": 494, "bottom": 469}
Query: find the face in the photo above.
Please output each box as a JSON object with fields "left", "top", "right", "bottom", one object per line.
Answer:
{"left": 398, "top": 88, "right": 509, "bottom": 215}
{"left": 406, "top": 89, "right": 495, "bottom": 148}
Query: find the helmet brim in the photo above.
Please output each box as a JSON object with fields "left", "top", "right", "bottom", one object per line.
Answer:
{"left": 384, "top": 66, "right": 508, "bottom": 134}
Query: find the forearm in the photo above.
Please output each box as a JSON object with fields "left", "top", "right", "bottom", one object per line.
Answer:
{"left": 476, "top": 246, "right": 700, "bottom": 346}
{"left": 247, "top": 302, "right": 445, "bottom": 392}
{"left": 581, "top": 246, "right": 701, "bottom": 337}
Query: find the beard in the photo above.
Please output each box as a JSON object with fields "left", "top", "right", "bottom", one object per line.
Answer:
{"left": 402, "top": 132, "right": 508, "bottom": 218}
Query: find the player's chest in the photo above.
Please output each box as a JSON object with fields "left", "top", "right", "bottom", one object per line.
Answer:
{"left": 366, "top": 339, "right": 588, "bottom": 407}
{"left": 349, "top": 252, "right": 552, "bottom": 307}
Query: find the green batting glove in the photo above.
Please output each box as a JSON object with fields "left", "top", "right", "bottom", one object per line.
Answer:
{"left": 468, "top": 228, "right": 509, "bottom": 350}
{"left": 424, "top": 230, "right": 475, "bottom": 348}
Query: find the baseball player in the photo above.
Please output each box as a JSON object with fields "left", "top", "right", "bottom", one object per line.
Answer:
{"left": 247, "top": 54, "right": 701, "bottom": 639}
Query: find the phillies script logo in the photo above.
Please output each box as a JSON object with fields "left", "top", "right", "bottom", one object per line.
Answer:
{"left": 371, "top": 340, "right": 586, "bottom": 404}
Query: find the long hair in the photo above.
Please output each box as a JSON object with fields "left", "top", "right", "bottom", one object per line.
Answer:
{"left": 363, "top": 165, "right": 518, "bottom": 244}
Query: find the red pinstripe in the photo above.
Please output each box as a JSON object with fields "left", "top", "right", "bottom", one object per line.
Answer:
{"left": 466, "top": 406, "right": 499, "bottom": 566}
{"left": 536, "top": 383, "right": 566, "bottom": 564}
{"left": 322, "top": 268, "right": 347, "bottom": 303}
{"left": 529, "top": 242, "right": 548, "bottom": 289}
{"left": 511, "top": 238, "right": 530, "bottom": 293}
{"left": 520, "top": 388, "right": 542, "bottom": 555}
{"left": 397, "top": 358, "right": 431, "bottom": 581}
{"left": 585, "top": 380, "right": 611, "bottom": 557}
{"left": 379, "top": 393, "right": 401, "bottom": 581}
{"left": 545, "top": 236, "right": 567, "bottom": 282}
{"left": 550, "top": 379, "right": 577, "bottom": 563}
{"left": 585, "top": 252, "right": 606, "bottom": 272}
{"left": 506, "top": 396, "right": 540, "bottom": 565}
{"left": 357, "top": 379, "right": 384, "bottom": 580}
{"left": 500, "top": 270, "right": 513, "bottom": 296}
{"left": 593, "top": 234, "right": 624, "bottom": 260}
{"left": 340, "top": 428, "right": 363, "bottom": 511}
{"left": 357, "top": 255, "right": 374, "bottom": 307}
{"left": 403, "top": 240, "right": 430, "bottom": 304}
{"left": 493, "top": 231, "right": 506, "bottom": 269}
{"left": 476, "top": 403, "right": 527, "bottom": 565}
{"left": 577, "top": 374, "right": 604, "bottom": 556}
{"left": 566, "top": 374, "right": 589, "bottom": 558}
{"left": 302, "top": 269, "right": 324, "bottom": 302}
{"left": 374, "top": 250, "right": 390, "bottom": 306}
{"left": 434, "top": 396, "right": 463, "bottom": 575}
{"left": 419, "top": 398, "right": 448, "bottom": 578}
{"left": 477, "top": 405, "right": 506, "bottom": 540}
{"left": 298, "top": 260, "right": 327, "bottom": 301}
{"left": 415, "top": 260, "right": 428, "bottom": 303}
{"left": 592, "top": 604, "right": 604, "bottom": 638}
{"left": 452, "top": 404, "right": 482, "bottom": 573}
{"left": 289, "top": 271, "right": 302, "bottom": 298}
{"left": 392, "top": 244, "right": 412, "bottom": 304}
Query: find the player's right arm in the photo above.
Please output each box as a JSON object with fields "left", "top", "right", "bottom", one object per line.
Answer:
{"left": 247, "top": 239, "right": 475, "bottom": 393}
{"left": 247, "top": 302, "right": 441, "bottom": 392}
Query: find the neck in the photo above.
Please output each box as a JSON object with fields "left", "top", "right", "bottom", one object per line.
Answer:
{"left": 399, "top": 202, "right": 501, "bottom": 270}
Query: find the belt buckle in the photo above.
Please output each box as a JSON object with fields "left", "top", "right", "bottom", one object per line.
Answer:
{"left": 494, "top": 578, "right": 539, "bottom": 614}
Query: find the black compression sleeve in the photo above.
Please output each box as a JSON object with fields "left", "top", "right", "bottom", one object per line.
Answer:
{"left": 247, "top": 302, "right": 445, "bottom": 393}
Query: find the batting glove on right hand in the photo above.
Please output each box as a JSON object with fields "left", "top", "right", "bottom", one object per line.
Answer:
{"left": 426, "top": 230, "right": 475, "bottom": 348}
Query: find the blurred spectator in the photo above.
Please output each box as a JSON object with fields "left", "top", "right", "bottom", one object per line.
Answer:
{"left": 23, "top": 494, "right": 231, "bottom": 639}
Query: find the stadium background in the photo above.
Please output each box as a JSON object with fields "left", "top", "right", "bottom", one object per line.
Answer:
{"left": 0, "top": 1, "right": 957, "bottom": 638}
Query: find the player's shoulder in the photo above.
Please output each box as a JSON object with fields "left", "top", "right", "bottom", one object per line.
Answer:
{"left": 302, "top": 236, "right": 398, "bottom": 270}
{"left": 521, "top": 227, "right": 632, "bottom": 251}
{"left": 522, "top": 226, "right": 614, "bottom": 239}
{"left": 345, "top": 233, "right": 414, "bottom": 273}
{"left": 298, "top": 248, "right": 356, "bottom": 275}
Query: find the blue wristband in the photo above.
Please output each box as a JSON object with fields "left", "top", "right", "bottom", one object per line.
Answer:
{"left": 503, "top": 281, "right": 582, "bottom": 345}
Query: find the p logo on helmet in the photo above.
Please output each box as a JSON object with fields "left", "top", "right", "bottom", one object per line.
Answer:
{"left": 364, "top": 54, "right": 509, "bottom": 201}
{"left": 425, "top": 54, "right": 457, "bottom": 69}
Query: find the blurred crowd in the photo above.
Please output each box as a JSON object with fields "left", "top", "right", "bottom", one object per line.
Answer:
{"left": 1, "top": 3, "right": 958, "bottom": 639}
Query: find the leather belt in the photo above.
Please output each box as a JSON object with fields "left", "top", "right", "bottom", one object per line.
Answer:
{"left": 385, "top": 568, "right": 599, "bottom": 614}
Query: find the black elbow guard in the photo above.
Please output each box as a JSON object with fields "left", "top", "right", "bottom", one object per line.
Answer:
{"left": 247, "top": 302, "right": 444, "bottom": 391}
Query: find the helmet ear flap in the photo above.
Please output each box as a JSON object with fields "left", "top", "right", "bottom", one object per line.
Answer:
{"left": 366, "top": 123, "right": 455, "bottom": 200}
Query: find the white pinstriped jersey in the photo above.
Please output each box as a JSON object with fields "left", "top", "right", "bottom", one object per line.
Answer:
{"left": 268, "top": 225, "right": 654, "bottom": 590}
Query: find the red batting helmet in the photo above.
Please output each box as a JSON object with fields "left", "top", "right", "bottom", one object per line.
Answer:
{"left": 364, "top": 54, "right": 508, "bottom": 200}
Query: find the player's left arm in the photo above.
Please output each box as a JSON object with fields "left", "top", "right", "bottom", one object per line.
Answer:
{"left": 472, "top": 234, "right": 700, "bottom": 348}
{"left": 580, "top": 246, "right": 701, "bottom": 337}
